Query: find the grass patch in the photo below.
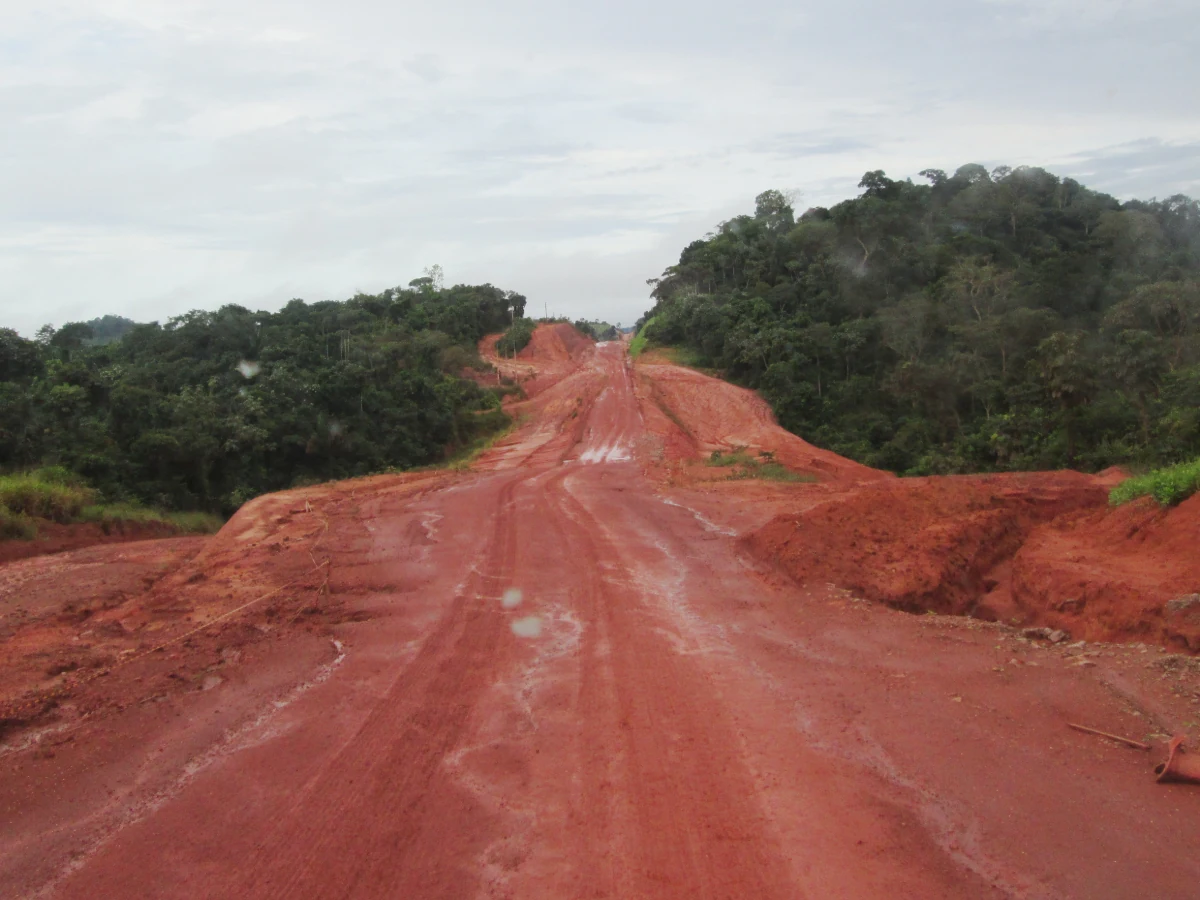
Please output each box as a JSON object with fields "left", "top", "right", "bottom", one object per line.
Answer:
{"left": 0, "top": 467, "right": 224, "bottom": 540}
{"left": 0, "top": 469, "right": 97, "bottom": 522}
{"left": 755, "top": 462, "right": 814, "bottom": 483}
{"left": 79, "top": 503, "right": 223, "bottom": 534}
{"left": 444, "top": 412, "right": 522, "bottom": 471}
{"left": 163, "top": 511, "right": 225, "bottom": 533}
{"left": 706, "top": 449, "right": 816, "bottom": 484}
{"left": 0, "top": 506, "right": 37, "bottom": 540}
{"left": 629, "top": 329, "right": 651, "bottom": 358}
{"left": 1110, "top": 457, "right": 1200, "bottom": 507}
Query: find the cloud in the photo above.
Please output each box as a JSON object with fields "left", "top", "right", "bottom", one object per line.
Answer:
{"left": 1053, "top": 139, "right": 1200, "bottom": 199}
{"left": 0, "top": 0, "right": 1198, "bottom": 334}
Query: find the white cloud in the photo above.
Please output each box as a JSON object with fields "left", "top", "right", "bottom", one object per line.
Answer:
{"left": 0, "top": 0, "right": 1198, "bottom": 334}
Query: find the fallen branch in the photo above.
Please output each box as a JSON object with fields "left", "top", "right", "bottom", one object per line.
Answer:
{"left": 1068, "top": 722, "right": 1150, "bottom": 751}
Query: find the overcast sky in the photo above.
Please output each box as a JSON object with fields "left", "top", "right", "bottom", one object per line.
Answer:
{"left": 2, "top": 0, "right": 1198, "bottom": 336}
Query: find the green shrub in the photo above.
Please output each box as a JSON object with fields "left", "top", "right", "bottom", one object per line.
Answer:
{"left": 0, "top": 472, "right": 96, "bottom": 522}
{"left": 629, "top": 331, "right": 649, "bottom": 358}
{"left": 0, "top": 468, "right": 224, "bottom": 540}
{"left": 32, "top": 465, "right": 88, "bottom": 487}
{"left": 0, "top": 507, "right": 36, "bottom": 539}
{"left": 1110, "top": 458, "right": 1200, "bottom": 507}
{"left": 495, "top": 318, "right": 536, "bottom": 356}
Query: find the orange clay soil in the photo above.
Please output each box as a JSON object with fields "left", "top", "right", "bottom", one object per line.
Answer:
{"left": 0, "top": 520, "right": 193, "bottom": 564}
{"left": 1011, "top": 494, "right": 1200, "bottom": 650}
{"left": 2, "top": 325, "right": 1199, "bottom": 900}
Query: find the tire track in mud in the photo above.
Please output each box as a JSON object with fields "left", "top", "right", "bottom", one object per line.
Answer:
{"left": 206, "top": 474, "right": 526, "bottom": 900}
{"left": 540, "top": 467, "right": 796, "bottom": 900}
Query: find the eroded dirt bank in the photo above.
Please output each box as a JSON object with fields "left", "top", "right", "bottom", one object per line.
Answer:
{"left": 3, "top": 326, "right": 1199, "bottom": 900}
{"left": 0, "top": 520, "right": 196, "bottom": 565}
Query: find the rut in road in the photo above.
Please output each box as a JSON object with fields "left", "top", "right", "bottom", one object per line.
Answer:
{"left": 215, "top": 475, "right": 526, "bottom": 899}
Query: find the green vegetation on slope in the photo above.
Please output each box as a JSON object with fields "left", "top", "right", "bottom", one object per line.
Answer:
{"left": 0, "top": 467, "right": 221, "bottom": 539}
{"left": 629, "top": 319, "right": 654, "bottom": 358}
{"left": 706, "top": 449, "right": 816, "bottom": 483}
{"left": 1110, "top": 458, "right": 1200, "bottom": 507}
{"left": 495, "top": 317, "right": 537, "bottom": 356}
{"left": 640, "top": 167, "right": 1200, "bottom": 475}
{"left": 1, "top": 278, "right": 526, "bottom": 515}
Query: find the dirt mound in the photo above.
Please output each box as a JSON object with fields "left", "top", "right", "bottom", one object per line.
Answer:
{"left": 635, "top": 361, "right": 887, "bottom": 484}
{"left": 1012, "top": 494, "right": 1200, "bottom": 649}
{"left": 479, "top": 323, "right": 594, "bottom": 400}
{"left": 519, "top": 322, "right": 593, "bottom": 362}
{"left": 0, "top": 471, "right": 444, "bottom": 743}
{"left": 744, "top": 472, "right": 1108, "bottom": 617}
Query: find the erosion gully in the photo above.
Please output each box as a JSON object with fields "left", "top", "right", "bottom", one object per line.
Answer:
{"left": 3, "top": 340, "right": 1199, "bottom": 899}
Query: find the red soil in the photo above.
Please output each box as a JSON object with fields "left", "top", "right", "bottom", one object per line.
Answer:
{"left": 745, "top": 472, "right": 1109, "bottom": 617}
{"left": 635, "top": 358, "right": 887, "bottom": 483}
{"left": 478, "top": 322, "right": 595, "bottom": 399}
{"left": 0, "top": 520, "right": 189, "bottom": 564}
{"left": 1012, "top": 494, "right": 1200, "bottom": 649}
{"left": 519, "top": 321, "right": 594, "bottom": 362}
{"left": 3, "top": 339, "right": 1199, "bottom": 900}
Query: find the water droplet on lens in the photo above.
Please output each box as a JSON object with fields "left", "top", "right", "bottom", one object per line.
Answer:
{"left": 511, "top": 616, "right": 542, "bottom": 638}
{"left": 502, "top": 588, "right": 523, "bottom": 609}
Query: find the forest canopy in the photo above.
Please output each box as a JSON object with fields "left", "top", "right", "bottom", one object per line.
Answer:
{"left": 0, "top": 280, "right": 526, "bottom": 514}
{"left": 638, "top": 166, "right": 1200, "bottom": 475}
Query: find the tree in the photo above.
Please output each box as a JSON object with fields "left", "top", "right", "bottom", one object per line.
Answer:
{"left": 49, "top": 322, "right": 95, "bottom": 362}
{"left": 636, "top": 161, "right": 1200, "bottom": 475}
{"left": 754, "top": 189, "right": 795, "bottom": 232}
{"left": 1032, "top": 332, "right": 1098, "bottom": 465}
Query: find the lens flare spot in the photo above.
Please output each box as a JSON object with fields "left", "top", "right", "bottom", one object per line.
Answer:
{"left": 502, "top": 588, "right": 523, "bottom": 609}
{"left": 510, "top": 616, "right": 542, "bottom": 638}
{"left": 236, "top": 360, "right": 261, "bottom": 379}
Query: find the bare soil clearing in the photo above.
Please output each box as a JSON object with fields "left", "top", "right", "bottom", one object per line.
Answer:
{"left": 3, "top": 325, "right": 1198, "bottom": 899}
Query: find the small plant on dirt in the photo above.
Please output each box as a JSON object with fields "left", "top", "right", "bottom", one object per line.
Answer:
{"left": 708, "top": 449, "right": 753, "bottom": 467}
{"left": 706, "top": 449, "right": 815, "bottom": 483}
{"left": 1110, "top": 457, "right": 1200, "bottom": 507}
{"left": 755, "top": 462, "right": 814, "bottom": 483}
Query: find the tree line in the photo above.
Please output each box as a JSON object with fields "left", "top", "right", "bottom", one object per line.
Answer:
{"left": 0, "top": 279, "right": 526, "bottom": 513}
{"left": 639, "top": 165, "right": 1200, "bottom": 474}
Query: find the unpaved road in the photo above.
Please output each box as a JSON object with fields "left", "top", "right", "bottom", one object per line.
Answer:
{"left": 3, "top": 336, "right": 1199, "bottom": 899}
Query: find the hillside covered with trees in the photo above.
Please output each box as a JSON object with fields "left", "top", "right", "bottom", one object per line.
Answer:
{"left": 638, "top": 165, "right": 1200, "bottom": 475}
{"left": 0, "top": 279, "right": 525, "bottom": 514}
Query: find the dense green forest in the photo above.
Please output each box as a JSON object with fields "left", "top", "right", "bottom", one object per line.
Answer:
{"left": 639, "top": 165, "right": 1200, "bottom": 474}
{"left": 0, "top": 279, "right": 525, "bottom": 514}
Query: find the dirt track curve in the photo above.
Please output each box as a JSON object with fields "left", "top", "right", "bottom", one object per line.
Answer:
{"left": 3, "top": 329, "right": 1199, "bottom": 899}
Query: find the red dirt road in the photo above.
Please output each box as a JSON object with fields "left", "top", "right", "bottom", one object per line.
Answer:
{"left": 3, "top": 333, "right": 1200, "bottom": 899}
